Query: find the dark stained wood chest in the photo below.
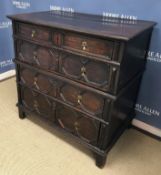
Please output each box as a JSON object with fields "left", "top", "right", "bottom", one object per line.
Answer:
{"left": 8, "top": 11, "right": 156, "bottom": 168}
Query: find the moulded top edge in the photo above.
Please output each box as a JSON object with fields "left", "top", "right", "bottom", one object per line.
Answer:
{"left": 7, "top": 11, "right": 157, "bottom": 41}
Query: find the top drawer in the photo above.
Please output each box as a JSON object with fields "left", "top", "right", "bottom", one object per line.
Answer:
{"left": 62, "top": 32, "right": 115, "bottom": 59}
{"left": 15, "top": 23, "right": 121, "bottom": 61}
{"left": 17, "top": 23, "right": 51, "bottom": 42}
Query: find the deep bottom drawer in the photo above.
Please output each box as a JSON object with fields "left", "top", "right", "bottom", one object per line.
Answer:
{"left": 20, "top": 86, "right": 101, "bottom": 146}
{"left": 55, "top": 104, "right": 101, "bottom": 146}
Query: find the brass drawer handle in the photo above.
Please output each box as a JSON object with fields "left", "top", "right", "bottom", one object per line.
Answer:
{"left": 80, "top": 66, "right": 94, "bottom": 84}
{"left": 33, "top": 55, "right": 37, "bottom": 59}
{"left": 74, "top": 121, "right": 79, "bottom": 131}
{"left": 33, "top": 52, "right": 40, "bottom": 66}
{"left": 77, "top": 95, "right": 82, "bottom": 104}
{"left": 34, "top": 77, "right": 39, "bottom": 90}
{"left": 33, "top": 100, "right": 40, "bottom": 114}
{"left": 31, "top": 30, "right": 36, "bottom": 38}
{"left": 81, "top": 66, "right": 86, "bottom": 76}
{"left": 82, "top": 41, "right": 87, "bottom": 51}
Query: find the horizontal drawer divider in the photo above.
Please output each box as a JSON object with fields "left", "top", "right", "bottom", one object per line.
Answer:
{"left": 14, "top": 59, "right": 117, "bottom": 100}
{"left": 18, "top": 82, "right": 109, "bottom": 125}
{"left": 13, "top": 35, "right": 120, "bottom": 67}
{"left": 18, "top": 104, "right": 106, "bottom": 156}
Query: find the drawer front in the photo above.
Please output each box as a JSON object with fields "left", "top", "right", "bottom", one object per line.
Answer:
{"left": 60, "top": 52, "right": 111, "bottom": 91}
{"left": 21, "top": 87, "right": 55, "bottom": 120}
{"left": 17, "top": 41, "right": 59, "bottom": 71}
{"left": 63, "top": 32, "right": 114, "bottom": 59}
{"left": 18, "top": 23, "right": 50, "bottom": 42}
{"left": 59, "top": 83, "right": 105, "bottom": 117}
{"left": 20, "top": 67, "right": 58, "bottom": 97}
{"left": 18, "top": 65, "right": 106, "bottom": 119}
{"left": 55, "top": 104, "right": 100, "bottom": 145}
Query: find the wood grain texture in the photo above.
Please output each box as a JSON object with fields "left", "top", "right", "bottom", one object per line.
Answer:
{"left": 60, "top": 52, "right": 110, "bottom": 91}
{"left": 17, "top": 40, "right": 59, "bottom": 71}
{"left": 63, "top": 32, "right": 114, "bottom": 57}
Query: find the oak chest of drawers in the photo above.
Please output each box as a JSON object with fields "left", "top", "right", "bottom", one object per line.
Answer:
{"left": 8, "top": 11, "right": 156, "bottom": 168}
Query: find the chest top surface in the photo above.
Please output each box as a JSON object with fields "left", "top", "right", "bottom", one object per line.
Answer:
{"left": 8, "top": 11, "right": 156, "bottom": 41}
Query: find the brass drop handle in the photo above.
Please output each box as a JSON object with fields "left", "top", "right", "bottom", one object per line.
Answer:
{"left": 74, "top": 121, "right": 79, "bottom": 131}
{"left": 34, "top": 77, "right": 39, "bottom": 90}
{"left": 81, "top": 41, "right": 87, "bottom": 51}
{"left": 33, "top": 100, "right": 40, "bottom": 113}
{"left": 80, "top": 66, "right": 91, "bottom": 83}
{"left": 81, "top": 66, "right": 86, "bottom": 76}
{"left": 33, "top": 51, "right": 37, "bottom": 59}
{"left": 33, "top": 55, "right": 37, "bottom": 59}
{"left": 31, "top": 30, "right": 36, "bottom": 38}
{"left": 33, "top": 51, "right": 40, "bottom": 66}
{"left": 77, "top": 95, "right": 82, "bottom": 104}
